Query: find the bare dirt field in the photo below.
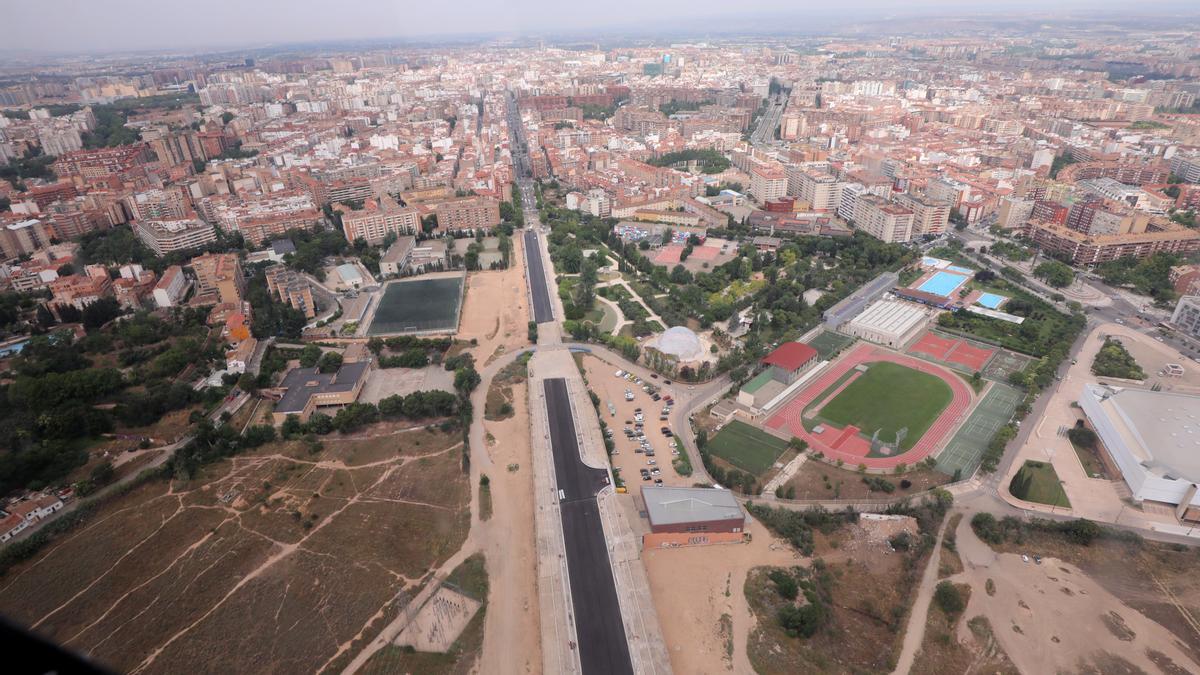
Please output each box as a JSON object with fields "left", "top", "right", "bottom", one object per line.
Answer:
{"left": 457, "top": 241, "right": 530, "bottom": 368}
{"left": 359, "top": 365, "right": 455, "bottom": 404}
{"left": 483, "top": 355, "right": 529, "bottom": 421}
{"left": 643, "top": 515, "right": 798, "bottom": 674}
{"left": 476, "top": 379, "right": 541, "bottom": 675}
{"left": 0, "top": 422, "right": 472, "bottom": 675}
{"left": 783, "top": 460, "right": 951, "bottom": 501}
{"left": 954, "top": 514, "right": 1200, "bottom": 674}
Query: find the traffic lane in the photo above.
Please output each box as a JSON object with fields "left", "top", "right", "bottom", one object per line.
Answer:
{"left": 542, "top": 377, "right": 633, "bottom": 675}
{"left": 525, "top": 229, "right": 554, "bottom": 323}
{"left": 561, "top": 499, "right": 634, "bottom": 675}
{"left": 543, "top": 378, "right": 608, "bottom": 498}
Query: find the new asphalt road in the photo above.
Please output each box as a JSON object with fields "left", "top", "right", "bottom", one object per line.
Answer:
{"left": 542, "top": 378, "right": 633, "bottom": 675}
{"left": 525, "top": 229, "right": 554, "bottom": 323}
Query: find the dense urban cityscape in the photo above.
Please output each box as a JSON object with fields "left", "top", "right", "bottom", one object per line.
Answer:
{"left": 2, "top": 4, "right": 1200, "bottom": 674}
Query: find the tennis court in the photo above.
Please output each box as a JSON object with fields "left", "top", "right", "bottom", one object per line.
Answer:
{"left": 367, "top": 275, "right": 465, "bottom": 335}
{"left": 909, "top": 330, "right": 996, "bottom": 373}
{"left": 806, "top": 330, "right": 856, "bottom": 359}
{"left": 935, "top": 383, "right": 1021, "bottom": 478}
{"left": 917, "top": 270, "right": 970, "bottom": 297}
{"left": 982, "top": 349, "right": 1036, "bottom": 382}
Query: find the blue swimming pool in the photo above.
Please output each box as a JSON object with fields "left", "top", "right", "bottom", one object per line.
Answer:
{"left": 976, "top": 292, "right": 1007, "bottom": 309}
{"left": 947, "top": 265, "right": 974, "bottom": 274}
{"left": 917, "top": 271, "right": 970, "bottom": 297}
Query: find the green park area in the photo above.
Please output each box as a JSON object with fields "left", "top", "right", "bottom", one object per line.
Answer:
{"left": 707, "top": 421, "right": 791, "bottom": 475}
{"left": 816, "top": 362, "right": 952, "bottom": 451}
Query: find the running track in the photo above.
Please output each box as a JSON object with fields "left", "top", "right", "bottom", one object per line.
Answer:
{"left": 765, "top": 343, "right": 973, "bottom": 470}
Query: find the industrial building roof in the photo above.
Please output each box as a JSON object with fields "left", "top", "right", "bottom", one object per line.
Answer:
{"left": 642, "top": 486, "right": 744, "bottom": 526}
{"left": 275, "top": 361, "right": 370, "bottom": 414}
{"left": 1096, "top": 386, "right": 1200, "bottom": 482}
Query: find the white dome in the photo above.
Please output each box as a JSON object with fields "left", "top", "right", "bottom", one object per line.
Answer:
{"left": 657, "top": 326, "right": 703, "bottom": 361}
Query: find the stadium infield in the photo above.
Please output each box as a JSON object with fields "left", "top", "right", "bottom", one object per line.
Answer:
{"left": 814, "top": 361, "right": 952, "bottom": 453}
{"left": 765, "top": 343, "right": 973, "bottom": 470}
{"left": 367, "top": 274, "right": 465, "bottom": 335}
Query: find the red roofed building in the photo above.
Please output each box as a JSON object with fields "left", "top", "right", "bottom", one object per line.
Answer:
{"left": 761, "top": 342, "right": 819, "bottom": 384}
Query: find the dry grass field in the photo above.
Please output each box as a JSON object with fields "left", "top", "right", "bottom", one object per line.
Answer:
{"left": 0, "top": 421, "right": 471, "bottom": 674}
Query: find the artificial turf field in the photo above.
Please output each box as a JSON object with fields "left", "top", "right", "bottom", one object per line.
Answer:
{"left": 706, "top": 421, "right": 791, "bottom": 475}
{"left": 368, "top": 276, "right": 464, "bottom": 335}
{"left": 816, "top": 361, "right": 952, "bottom": 451}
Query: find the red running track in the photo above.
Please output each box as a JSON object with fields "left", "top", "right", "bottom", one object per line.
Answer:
{"left": 765, "top": 343, "right": 973, "bottom": 470}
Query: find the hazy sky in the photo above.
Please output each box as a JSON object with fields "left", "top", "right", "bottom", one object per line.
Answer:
{"left": 5, "top": 0, "right": 1196, "bottom": 54}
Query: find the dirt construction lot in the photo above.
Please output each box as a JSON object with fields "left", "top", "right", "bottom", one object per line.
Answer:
{"left": 457, "top": 241, "right": 531, "bottom": 368}
{"left": 0, "top": 423, "right": 471, "bottom": 674}
{"left": 947, "top": 515, "right": 1200, "bottom": 675}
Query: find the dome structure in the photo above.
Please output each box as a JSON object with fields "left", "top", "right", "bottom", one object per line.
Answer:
{"left": 656, "top": 326, "right": 703, "bottom": 361}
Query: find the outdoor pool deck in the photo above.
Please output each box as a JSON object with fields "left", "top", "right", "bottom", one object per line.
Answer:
{"left": 976, "top": 292, "right": 1008, "bottom": 309}
{"left": 915, "top": 270, "right": 971, "bottom": 298}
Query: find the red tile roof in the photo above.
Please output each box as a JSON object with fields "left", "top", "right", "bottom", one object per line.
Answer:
{"left": 761, "top": 342, "right": 818, "bottom": 371}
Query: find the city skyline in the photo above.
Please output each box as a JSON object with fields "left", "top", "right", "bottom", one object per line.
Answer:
{"left": 6, "top": 0, "right": 1200, "bottom": 55}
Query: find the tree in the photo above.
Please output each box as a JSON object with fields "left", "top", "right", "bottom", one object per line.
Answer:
{"left": 934, "top": 581, "right": 965, "bottom": 616}
{"left": 236, "top": 372, "right": 258, "bottom": 392}
{"left": 90, "top": 460, "right": 115, "bottom": 486}
{"left": 1034, "top": 260, "right": 1074, "bottom": 288}
{"left": 454, "top": 366, "right": 481, "bottom": 394}
{"left": 317, "top": 351, "right": 343, "bottom": 373}
{"left": 299, "top": 344, "right": 322, "bottom": 368}
{"left": 221, "top": 111, "right": 235, "bottom": 126}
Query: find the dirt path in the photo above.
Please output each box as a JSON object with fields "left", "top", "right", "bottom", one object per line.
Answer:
{"left": 891, "top": 512, "right": 950, "bottom": 675}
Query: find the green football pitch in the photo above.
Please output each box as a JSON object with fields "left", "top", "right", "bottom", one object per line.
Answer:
{"left": 706, "top": 421, "right": 790, "bottom": 475}
{"left": 817, "top": 362, "right": 952, "bottom": 451}
{"left": 368, "top": 276, "right": 464, "bottom": 335}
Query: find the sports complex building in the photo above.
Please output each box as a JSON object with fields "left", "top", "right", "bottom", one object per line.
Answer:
{"left": 1079, "top": 384, "right": 1200, "bottom": 520}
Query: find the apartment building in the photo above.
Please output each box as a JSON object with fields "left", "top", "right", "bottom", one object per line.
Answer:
{"left": 0, "top": 219, "right": 54, "bottom": 258}
{"left": 749, "top": 162, "right": 787, "bottom": 205}
{"left": 434, "top": 196, "right": 500, "bottom": 232}
{"left": 338, "top": 194, "right": 420, "bottom": 245}
{"left": 49, "top": 265, "right": 112, "bottom": 311}
{"left": 790, "top": 168, "right": 843, "bottom": 212}
{"left": 133, "top": 218, "right": 217, "bottom": 255}
{"left": 213, "top": 191, "right": 322, "bottom": 245}
{"left": 190, "top": 252, "right": 244, "bottom": 304}
{"left": 893, "top": 192, "right": 950, "bottom": 237}
{"left": 1023, "top": 219, "right": 1200, "bottom": 266}
{"left": 264, "top": 265, "right": 316, "bottom": 319}
{"left": 1171, "top": 295, "right": 1200, "bottom": 339}
{"left": 852, "top": 194, "right": 914, "bottom": 243}
{"left": 1168, "top": 154, "right": 1200, "bottom": 184}
{"left": 997, "top": 196, "right": 1035, "bottom": 229}
{"left": 153, "top": 265, "right": 189, "bottom": 308}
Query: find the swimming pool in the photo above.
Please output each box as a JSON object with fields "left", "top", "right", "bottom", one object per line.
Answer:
{"left": 922, "top": 256, "right": 950, "bottom": 268}
{"left": 976, "top": 292, "right": 1007, "bottom": 309}
{"left": 917, "top": 271, "right": 970, "bottom": 297}
{"left": 947, "top": 265, "right": 974, "bottom": 275}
